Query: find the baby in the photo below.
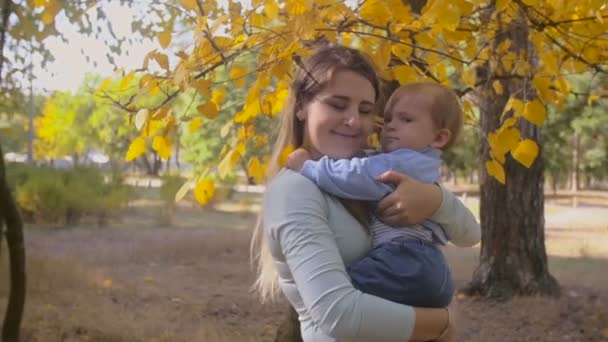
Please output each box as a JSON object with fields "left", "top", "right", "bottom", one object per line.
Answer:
{"left": 287, "top": 82, "right": 465, "bottom": 307}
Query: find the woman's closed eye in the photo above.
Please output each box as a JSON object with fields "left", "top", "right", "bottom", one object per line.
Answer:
{"left": 359, "top": 107, "right": 373, "bottom": 115}
{"left": 325, "top": 100, "right": 347, "bottom": 111}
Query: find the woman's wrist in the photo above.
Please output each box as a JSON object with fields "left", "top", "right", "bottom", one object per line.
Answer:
{"left": 410, "top": 307, "right": 450, "bottom": 342}
{"left": 426, "top": 307, "right": 450, "bottom": 341}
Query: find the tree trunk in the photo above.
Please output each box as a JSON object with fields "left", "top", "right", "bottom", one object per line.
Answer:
{"left": 570, "top": 134, "right": 580, "bottom": 192}
{"left": 0, "top": 142, "right": 27, "bottom": 342}
{"left": 584, "top": 174, "right": 591, "bottom": 190}
{"left": 464, "top": 9, "right": 559, "bottom": 299}
{"left": 152, "top": 153, "right": 162, "bottom": 176}
{"left": 175, "top": 129, "right": 181, "bottom": 170}
{"left": 551, "top": 172, "right": 558, "bottom": 195}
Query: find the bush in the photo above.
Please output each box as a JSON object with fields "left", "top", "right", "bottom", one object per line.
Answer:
{"left": 12, "top": 165, "right": 130, "bottom": 226}
{"left": 158, "top": 174, "right": 186, "bottom": 225}
{"left": 16, "top": 171, "right": 68, "bottom": 224}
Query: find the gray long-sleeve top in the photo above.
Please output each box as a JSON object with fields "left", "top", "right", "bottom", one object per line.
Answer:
{"left": 263, "top": 169, "right": 480, "bottom": 341}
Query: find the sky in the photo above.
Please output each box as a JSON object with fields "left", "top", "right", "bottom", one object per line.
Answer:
{"left": 33, "top": 2, "right": 158, "bottom": 93}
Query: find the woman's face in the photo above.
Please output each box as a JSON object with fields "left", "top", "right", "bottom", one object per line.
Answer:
{"left": 301, "top": 70, "right": 376, "bottom": 160}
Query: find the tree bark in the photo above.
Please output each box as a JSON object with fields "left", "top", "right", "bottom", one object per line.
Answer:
{"left": 570, "top": 134, "right": 580, "bottom": 192}
{"left": 464, "top": 9, "right": 559, "bottom": 299}
{"left": 0, "top": 143, "right": 26, "bottom": 342}
{"left": 1, "top": 1, "right": 26, "bottom": 341}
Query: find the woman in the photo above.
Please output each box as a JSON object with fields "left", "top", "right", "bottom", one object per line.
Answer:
{"left": 251, "top": 45, "right": 480, "bottom": 341}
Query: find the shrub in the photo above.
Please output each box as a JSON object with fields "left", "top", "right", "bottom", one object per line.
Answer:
{"left": 13, "top": 165, "right": 130, "bottom": 226}
{"left": 158, "top": 174, "right": 185, "bottom": 225}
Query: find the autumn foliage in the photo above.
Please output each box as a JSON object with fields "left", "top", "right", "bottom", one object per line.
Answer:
{"left": 29, "top": 0, "right": 608, "bottom": 204}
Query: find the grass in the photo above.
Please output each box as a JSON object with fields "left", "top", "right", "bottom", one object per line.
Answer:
{"left": 0, "top": 193, "right": 607, "bottom": 341}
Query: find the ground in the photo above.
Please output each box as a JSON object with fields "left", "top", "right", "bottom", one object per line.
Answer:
{"left": 1, "top": 192, "right": 608, "bottom": 342}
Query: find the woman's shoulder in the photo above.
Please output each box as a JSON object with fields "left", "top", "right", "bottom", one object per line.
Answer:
{"left": 266, "top": 169, "right": 323, "bottom": 195}
{"left": 264, "top": 169, "right": 329, "bottom": 211}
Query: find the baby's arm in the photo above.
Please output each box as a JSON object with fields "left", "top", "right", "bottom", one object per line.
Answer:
{"left": 296, "top": 149, "right": 441, "bottom": 202}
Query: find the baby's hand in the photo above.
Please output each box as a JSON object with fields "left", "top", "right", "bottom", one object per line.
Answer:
{"left": 287, "top": 148, "right": 311, "bottom": 172}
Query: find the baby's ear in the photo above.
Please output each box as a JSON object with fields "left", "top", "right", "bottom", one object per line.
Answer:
{"left": 430, "top": 128, "right": 452, "bottom": 149}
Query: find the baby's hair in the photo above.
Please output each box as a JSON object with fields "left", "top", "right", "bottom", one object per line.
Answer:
{"left": 385, "top": 82, "right": 464, "bottom": 150}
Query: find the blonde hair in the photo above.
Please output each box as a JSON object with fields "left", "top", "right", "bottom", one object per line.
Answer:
{"left": 384, "top": 82, "right": 464, "bottom": 150}
{"left": 250, "top": 45, "right": 381, "bottom": 302}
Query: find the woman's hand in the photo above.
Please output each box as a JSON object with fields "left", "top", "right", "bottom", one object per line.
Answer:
{"left": 375, "top": 171, "right": 442, "bottom": 226}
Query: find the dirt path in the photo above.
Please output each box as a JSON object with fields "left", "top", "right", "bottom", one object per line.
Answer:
{"left": 2, "top": 204, "right": 608, "bottom": 341}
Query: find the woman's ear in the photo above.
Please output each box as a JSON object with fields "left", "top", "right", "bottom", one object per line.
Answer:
{"left": 430, "top": 128, "right": 451, "bottom": 149}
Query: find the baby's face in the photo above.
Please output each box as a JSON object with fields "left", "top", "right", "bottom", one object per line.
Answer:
{"left": 381, "top": 94, "right": 439, "bottom": 152}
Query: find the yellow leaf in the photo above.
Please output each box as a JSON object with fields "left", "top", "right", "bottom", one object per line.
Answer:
{"left": 125, "top": 137, "right": 146, "bottom": 162}
{"left": 154, "top": 53, "right": 169, "bottom": 70}
{"left": 490, "top": 147, "right": 506, "bottom": 165}
{"left": 174, "top": 180, "right": 192, "bottom": 203}
{"left": 532, "top": 75, "right": 551, "bottom": 103}
{"left": 503, "top": 97, "right": 524, "bottom": 117}
{"left": 235, "top": 142, "right": 246, "bottom": 155}
{"left": 486, "top": 159, "right": 506, "bottom": 184}
{"left": 374, "top": 41, "right": 392, "bottom": 71}
{"left": 438, "top": 3, "right": 461, "bottom": 31}
{"left": 41, "top": 9, "right": 56, "bottom": 25}
{"left": 462, "top": 68, "right": 476, "bottom": 87}
{"left": 523, "top": 100, "right": 546, "bottom": 127}
{"left": 143, "top": 120, "right": 163, "bottom": 138}
{"left": 218, "top": 149, "right": 241, "bottom": 178}
{"left": 157, "top": 31, "right": 172, "bottom": 49}
{"left": 230, "top": 66, "right": 249, "bottom": 88}
{"left": 279, "top": 145, "right": 295, "bottom": 167}
{"left": 497, "top": 127, "right": 521, "bottom": 151}
{"left": 180, "top": 0, "right": 198, "bottom": 10}
{"left": 511, "top": 139, "right": 539, "bottom": 168}
{"left": 271, "top": 88, "right": 289, "bottom": 115}
{"left": 220, "top": 121, "right": 233, "bottom": 138}
{"left": 247, "top": 157, "right": 266, "bottom": 184}
{"left": 102, "top": 279, "right": 113, "bottom": 288}
{"left": 254, "top": 135, "right": 268, "bottom": 148}
{"left": 152, "top": 136, "right": 171, "bottom": 160}
{"left": 197, "top": 102, "right": 219, "bottom": 119}
{"left": 98, "top": 78, "right": 112, "bottom": 92}
{"left": 211, "top": 88, "right": 226, "bottom": 105}
{"left": 394, "top": 65, "right": 419, "bottom": 85}
{"left": 360, "top": 0, "right": 391, "bottom": 26}
{"left": 33, "top": 0, "right": 46, "bottom": 7}
{"left": 135, "top": 109, "right": 149, "bottom": 131}
{"left": 392, "top": 44, "right": 412, "bottom": 62}
{"left": 493, "top": 80, "right": 503, "bottom": 95}
{"left": 189, "top": 117, "right": 203, "bottom": 132}
{"left": 193, "top": 79, "right": 211, "bottom": 98}
{"left": 587, "top": 95, "right": 600, "bottom": 105}
{"left": 555, "top": 77, "right": 570, "bottom": 95}
{"left": 264, "top": 0, "right": 279, "bottom": 20}
{"left": 139, "top": 74, "right": 156, "bottom": 90}
{"left": 150, "top": 108, "right": 168, "bottom": 120}
{"left": 120, "top": 71, "right": 135, "bottom": 91}
{"left": 193, "top": 179, "right": 215, "bottom": 205}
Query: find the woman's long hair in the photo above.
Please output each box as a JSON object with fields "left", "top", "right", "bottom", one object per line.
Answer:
{"left": 250, "top": 44, "right": 381, "bottom": 302}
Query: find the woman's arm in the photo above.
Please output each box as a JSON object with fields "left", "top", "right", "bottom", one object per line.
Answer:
{"left": 264, "top": 171, "right": 451, "bottom": 340}
{"left": 375, "top": 171, "right": 480, "bottom": 247}
{"left": 431, "top": 185, "right": 481, "bottom": 247}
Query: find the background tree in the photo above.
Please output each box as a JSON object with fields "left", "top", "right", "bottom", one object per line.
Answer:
{"left": 2, "top": 0, "right": 608, "bottom": 340}
{"left": 85, "top": 0, "right": 606, "bottom": 299}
